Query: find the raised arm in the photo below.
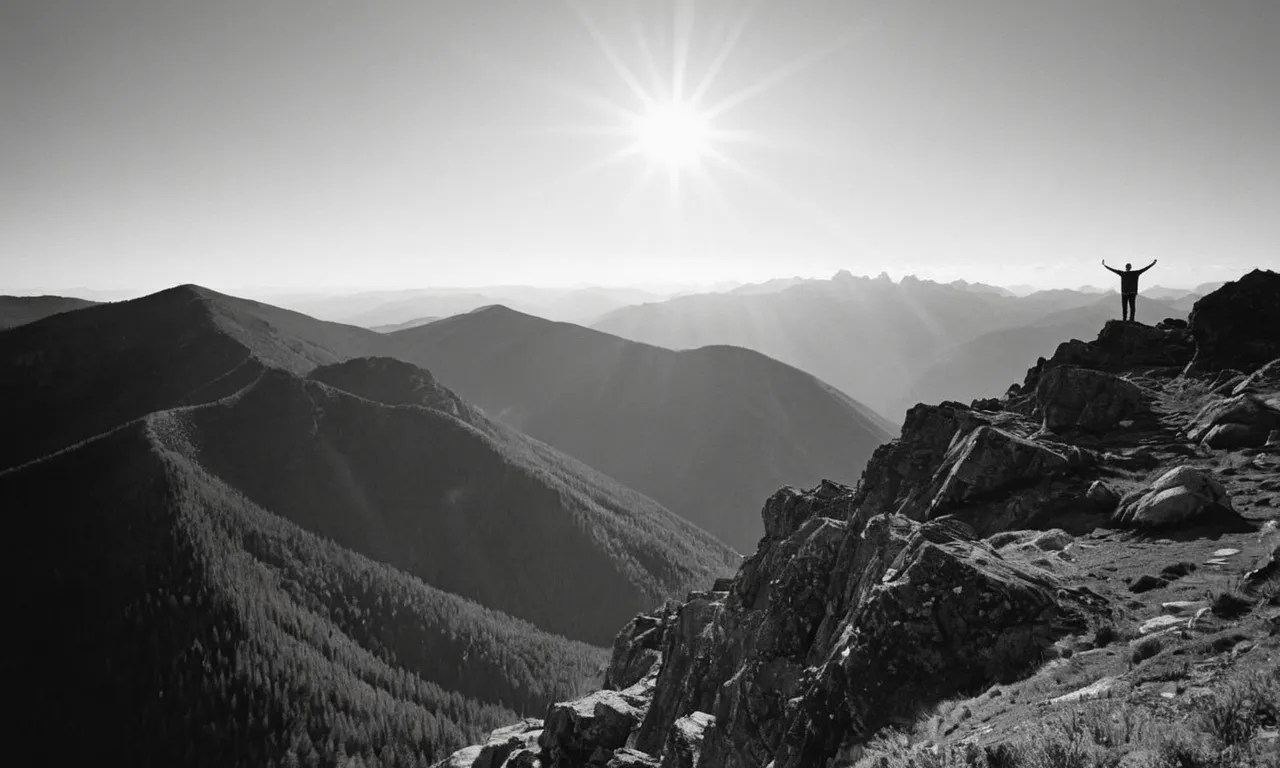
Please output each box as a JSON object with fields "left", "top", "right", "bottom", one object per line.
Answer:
{"left": 1101, "top": 259, "right": 1123, "bottom": 276}
{"left": 1136, "top": 259, "right": 1158, "bottom": 275}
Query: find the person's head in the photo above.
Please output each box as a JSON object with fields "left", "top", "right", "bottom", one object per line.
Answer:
{"left": 1125, "top": 263, "right": 1132, "bottom": 271}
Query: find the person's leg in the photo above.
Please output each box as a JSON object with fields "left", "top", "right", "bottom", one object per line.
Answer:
{"left": 1120, "top": 292, "right": 1127, "bottom": 321}
{"left": 1124, "top": 293, "right": 1136, "bottom": 322}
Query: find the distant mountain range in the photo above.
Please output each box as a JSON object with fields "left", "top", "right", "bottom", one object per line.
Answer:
{"left": 0, "top": 294, "right": 97, "bottom": 329}
{"left": 265, "top": 285, "right": 672, "bottom": 328}
{"left": 385, "top": 305, "right": 895, "bottom": 551}
{"left": 903, "top": 293, "right": 1185, "bottom": 408}
{"left": 591, "top": 272, "right": 1199, "bottom": 416}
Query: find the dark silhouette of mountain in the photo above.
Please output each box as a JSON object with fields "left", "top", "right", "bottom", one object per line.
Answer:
{"left": 0, "top": 294, "right": 97, "bottom": 329}
{"left": 901, "top": 294, "right": 1185, "bottom": 410}
{"left": 1, "top": 284, "right": 740, "bottom": 764}
{"left": 0, "top": 284, "right": 393, "bottom": 472}
{"left": 2, "top": 417, "right": 609, "bottom": 766}
{"left": 385, "top": 305, "right": 895, "bottom": 552}
{"left": 0, "top": 285, "right": 733, "bottom": 641}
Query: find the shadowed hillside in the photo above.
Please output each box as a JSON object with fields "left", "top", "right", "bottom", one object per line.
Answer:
{"left": 0, "top": 285, "right": 392, "bottom": 472}
{"left": 0, "top": 284, "right": 742, "bottom": 765}
{"left": 0, "top": 294, "right": 97, "bottom": 329}
{"left": 177, "top": 363, "right": 737, "bottom": 643}
{"left": 387, "top": 305, "right": 895, "bottom": 552}
{"left": 1, "top": 418, "right": 608, "bottom": 767}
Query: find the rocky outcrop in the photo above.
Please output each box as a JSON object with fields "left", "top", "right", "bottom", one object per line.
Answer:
{"left": 1187, "top": 269, "right": 1280, "bottom": 374}
{"left": 1114, "top": 465, "right": 1239, "bottom": 528}
{"left": 438, "top": 275, "right": 1280, "bottom": 768}
{"left": 1035, "top": 365, "right": 1144, "bottom": 434}
{"left": 1186, "top": 393, "right": 1280, "bottom": 449}
{"left": 539, "top": 686, "right": 648, "bottom": 767}
{"left": 1019, "top": 321, "right": 1194, "bottom": 393}
{"left": 605, "top": 605, "right": 679, "bottom": 692}
{"left": 1231, "top": 358, "right": 1280, "bottom": 396}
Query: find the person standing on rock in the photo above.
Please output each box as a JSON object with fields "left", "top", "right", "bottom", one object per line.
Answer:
{"left": 1102, "top": 259, "right": 1157, "bottom": 322}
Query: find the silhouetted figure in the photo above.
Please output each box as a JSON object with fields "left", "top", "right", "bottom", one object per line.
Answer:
{"left": 1102, "top": 259, "right": 1157, "bottom": 322}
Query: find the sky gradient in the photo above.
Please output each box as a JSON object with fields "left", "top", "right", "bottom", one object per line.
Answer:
{"left": 3, "top": 0, "right": 1278, "bottom": 294}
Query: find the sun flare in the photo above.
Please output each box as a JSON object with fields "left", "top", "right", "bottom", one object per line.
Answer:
{"left": 634, "top": 102, "right": 711, "bottom": 170}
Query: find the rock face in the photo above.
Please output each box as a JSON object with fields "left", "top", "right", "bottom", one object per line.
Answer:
{"left": 1188, "top": 269, "right": 1280, "bottom": 373}
{"left": 1114, "top": 466, "right": 1237, "bottom": 528}
{"left": 1035, "top": 365, "right": 1144, "bottom": 434}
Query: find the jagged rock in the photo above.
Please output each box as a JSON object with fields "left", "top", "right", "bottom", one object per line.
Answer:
{"left": 761, "top": 480, "right": 854, "bottom": 541}
{"left": 661, "top": 712, "right": 714, "bottom": 768}
{"left": 1021, "top": 321, "right": 1194, "bottom": 392}
{"left": 1233, "top": 358, "right": 1280, "bottom": 395}
{"left": 1188, "top": 269, "right": 1280, "bottom": 373}
{"left": 606, "top": 607, "right": 677, "bottom": 691}
{"left": 988, "top": 529, "right": 1072, "bottom": 554}
{"left": 607, "top": 748, "right": 660, "bottom": 767}
{"left": 971, "top": 397, "right": 1003, "bottom": 411}
{"left": 1087, "top": 480, "right": 1120, "bottom": 513}
{"left": 540, "top": 688, "right": 646, "bottom": 767}
{"left": 468, "top": 719, "right": 543, "bottom": 768}
{"left": 768, "top": 516, "right": 1097, "bottom": 768}
{"left": 852, "top": 402, "right": 994, "bottom": 521}
{"left": 1186, "top": 394, "right": 1280, "bottom": 449}
{"left": 924, "top": 426, "right": 1072, "bottom": 523}
{"left": 1035, "top": 365, "right": 1144, "bottom": 434}
{"left": 1158, "top": 318, "right": 1188, "bottom": 331}
{"left": 1114, "top": 466, "right": 1237, "bottom": 528}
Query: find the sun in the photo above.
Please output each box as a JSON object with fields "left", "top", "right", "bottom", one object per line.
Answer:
{"left": 634, "top": 101, "right": 711, "bottom": 170}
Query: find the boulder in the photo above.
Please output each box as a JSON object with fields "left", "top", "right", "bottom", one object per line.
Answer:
{"left": 925, "top": 426, "right": 1071, "bottom": 516}
{"left": 540, "top": 689, "right": 646, "bottom": 767}
{"left": 471, "top": 720, "right": 543, "bottom": 768}
{"left": 661, "top": 712, "right": 715, "bottom": 768}
{"left": 1035, "top": 365, "right": 1143, "bottom": 433}
{"left": 1114, "top": 466, "right": 1237, "bottom": 528}
{"left": 1188, "top": 269, "right": 1280, "bottom": 373}
{"left": 1186, "top": 394, "right": 1280, "bottom": 449}
{"left": 1087, "top": 480, "right": 1120, "bottom": 513}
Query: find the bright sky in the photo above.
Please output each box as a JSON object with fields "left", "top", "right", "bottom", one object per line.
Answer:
{"left": 3, "top": 0, "right": 1278, "bottom": 294}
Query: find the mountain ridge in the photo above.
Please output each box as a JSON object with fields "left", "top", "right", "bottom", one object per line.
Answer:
{"left": 387, "top": 303, "right": 897, "bottom": 551}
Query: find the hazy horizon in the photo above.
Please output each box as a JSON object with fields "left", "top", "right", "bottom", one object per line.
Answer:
{"left": 4, "top": 0, "right": 1278, "bottom": 295}
{"left": 2, "top": 265, "right": 1249, "bottom": 306}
